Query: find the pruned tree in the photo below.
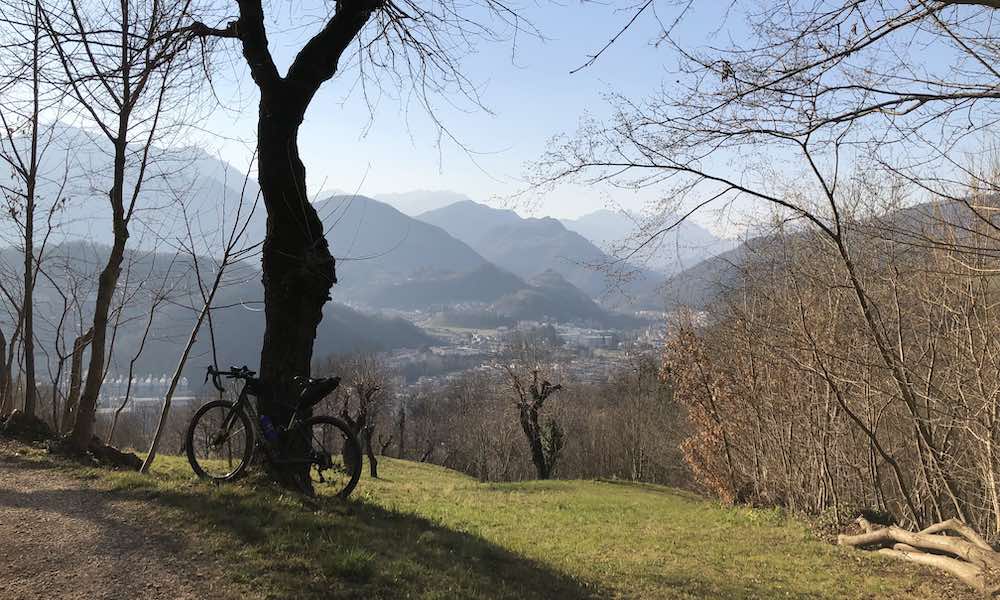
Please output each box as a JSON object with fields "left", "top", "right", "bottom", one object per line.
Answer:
{"left": 500, "top": 335, "right": 565, "bottom": 480}
{"left": 335, "top": 354, "right": 394, "bottom": 479}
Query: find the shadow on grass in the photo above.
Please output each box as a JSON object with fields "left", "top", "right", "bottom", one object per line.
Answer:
{"left": 12, "top": 455, "right": 605, "bottom": 600}
{"left": 130, "top": 484, "right": 604, "bottom": 599}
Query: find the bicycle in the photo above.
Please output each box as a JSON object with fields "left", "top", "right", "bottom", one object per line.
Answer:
{"left": 185, "top": 365, "right": 362, "bottom": 498}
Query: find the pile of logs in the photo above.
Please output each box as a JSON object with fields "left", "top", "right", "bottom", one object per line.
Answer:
{"left": 839, "top": 518, "right": 1000, "bottom": 595}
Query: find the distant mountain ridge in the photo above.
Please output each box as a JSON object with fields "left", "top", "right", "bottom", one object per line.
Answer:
{"left": 3, "top": 125, "right": 670, "bottom": 321}
{"left": 417, "top": 200, "right": 663, "bottom": 305}
{"left": 561, "top": 209, "right": 735, "bottom": 275}
{"left": 374, "top": 190, "right": 476, "bottom": 216}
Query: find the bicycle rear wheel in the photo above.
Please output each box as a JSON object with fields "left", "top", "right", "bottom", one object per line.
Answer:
{"left": 297, "top": 415, "right": 362, "bottom": 499}
{"left": 186, "top": 400, "right": 254, "bottom": 481}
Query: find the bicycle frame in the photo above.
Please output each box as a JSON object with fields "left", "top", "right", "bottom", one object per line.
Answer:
{"left": 219, "top": 382, "right": 313, "bottom": 467}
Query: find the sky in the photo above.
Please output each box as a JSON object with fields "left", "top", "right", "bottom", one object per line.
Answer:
{"left": 195, "top": 2, "right": 727, "bottom": 228}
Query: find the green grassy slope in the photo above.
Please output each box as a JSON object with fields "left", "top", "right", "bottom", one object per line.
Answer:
{"left": 14, "top": 450, "right": 968, "bottom": 599}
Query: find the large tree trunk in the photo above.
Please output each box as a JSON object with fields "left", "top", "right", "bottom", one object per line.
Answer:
{"left": 256, "top": 95, "right": 336, "bottom": 490}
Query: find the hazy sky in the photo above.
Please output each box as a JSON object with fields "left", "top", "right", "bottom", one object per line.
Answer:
{"left": 197, "top": 3, "right": 727, "bottom": 228}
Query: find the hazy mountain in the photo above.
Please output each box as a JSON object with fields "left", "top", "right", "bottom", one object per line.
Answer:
{"left": 310, "top": 195, "right": 489, "bottom": 303}
{"left": 0, "top": 125, "right": 265, "bottom": 253}
{"left": 418, "top": 200, "right": 662, "bottom": 301}
{"left": 417, "top": 200, "right": 523, "bottom": 247}
{"left": 474, "top": 217, "right": 612, "bottom": 297}
{"left": 657, "top": 200, "right": 982, "bottom": 311}
{"left": 561, "top": 209, "right": 735, "bottom": 275}
{"left": 659, "top": 244, "right": 750, "bottom": 310}
{"left": 493, "top": 270, "right": 639, "bottom": 328}
{"left": 374, "top": 190, "right": 475, "bottom": 216}
{"left": 9, "top": 242, "right": 436, "bottom": 381}
{"left": 363, "top": 263, "right": 526, "bottom": 310}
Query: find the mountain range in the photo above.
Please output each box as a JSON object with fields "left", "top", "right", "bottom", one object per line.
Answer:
{"left": 0, "top": 125, "right": 746, "bottom": 363}
{"left": 416, "top": 200, "right": 664, "bottom": 302}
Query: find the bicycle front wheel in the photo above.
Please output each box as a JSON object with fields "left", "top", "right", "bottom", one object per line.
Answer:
{"left": 297, "top": 415, "right": 362, "bottom": 499}
{"left": 186, "top": 400, "right": 255, "bottom": 481}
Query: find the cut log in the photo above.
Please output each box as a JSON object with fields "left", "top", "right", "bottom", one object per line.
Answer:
{"left": 920, "top": 518, "right": 994, "bottom": 552}
{"left": 839, "top": 518, "right": 1000, "bottom": 596}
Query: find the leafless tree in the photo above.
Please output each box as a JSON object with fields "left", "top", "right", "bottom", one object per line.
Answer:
{"left": 331, "top": 353, "right": 395, "bottom": 479}
{"left": 141, "top": 167, "right": 259, "bottom": 472}
{"left": 39, "top": 0, "right": 212, "bottom": 452}
{"left": 500, "top": 336, "right": 565, "bottom": 480}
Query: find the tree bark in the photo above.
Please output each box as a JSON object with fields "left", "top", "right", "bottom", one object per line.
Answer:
{"left": 519, "top": 404, "right": 551, "bottom": 480}
{"left": 365, "top": 428, "right": 378, "bottom": 478}
{"left": 0, "top": 330, "right": 7, "bottom": 418}
{"left": 61, "top": 328, "right": 93, "bottom": 433}
{"left": 255, "top": 96, "right": 335, "bottom": 488}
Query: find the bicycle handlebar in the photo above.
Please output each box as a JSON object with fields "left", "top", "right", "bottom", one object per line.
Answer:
{"left": 205, "top": 365, "right": 257, "bottom": 392}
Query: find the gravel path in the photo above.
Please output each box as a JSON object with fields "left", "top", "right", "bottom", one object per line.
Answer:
{"left": 0, "top": 443, "right": 235, "bottom": 600}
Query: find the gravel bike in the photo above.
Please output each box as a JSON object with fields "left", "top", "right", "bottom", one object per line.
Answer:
{"left": 185, "top": 365, "right": 362, "bottom": 498}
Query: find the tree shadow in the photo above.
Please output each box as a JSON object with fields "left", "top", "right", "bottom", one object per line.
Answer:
{"left": 0, "top": 456, "right": 606, "bottom": 599}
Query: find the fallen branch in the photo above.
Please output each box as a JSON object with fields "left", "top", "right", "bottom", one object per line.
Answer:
{"left": 839, "top": 518, "right": 1000, "bottom": 595}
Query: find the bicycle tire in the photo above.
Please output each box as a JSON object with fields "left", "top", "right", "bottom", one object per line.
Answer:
{"left": 186, "top": 400, "right": 255, "bottom": 482}
{"left": 298, "top": 415, "right": 362, "bottom": 499}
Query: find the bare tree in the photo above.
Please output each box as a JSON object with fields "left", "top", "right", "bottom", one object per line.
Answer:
{"left": 141, "top": 171, "right": 258, "bottom": 473}
{"left": 500, "top": 335, "right": 565, "bottom": 480}
{"left": 39, "top": 0, "right": 210, "bottom": 452}
{"left": 334, "top": 354, "right": 394, "bottom": 479}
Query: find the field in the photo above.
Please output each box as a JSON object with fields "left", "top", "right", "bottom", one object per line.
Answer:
{"left": 3, "top": 446, "right": 971, "bottom": 599}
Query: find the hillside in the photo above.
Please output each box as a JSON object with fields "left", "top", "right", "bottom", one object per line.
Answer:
{"left": 419, "top": 202, "right": 628, "bottom": 298}
{"left": 660, "top": 242, "right": 750, "bottom": 310}
{"left": 363, "top": 263, "right": 527, "bottom": 309}
{"left": 417, "top": 199, "right": 523, "bottom": 247}
{"left": 492, "top": 270, "right": 638, "bottom": 328}
{"left": 9, "top": 242, "right": 436, "bottom": 381}
{"left": 374, "top": 190, "right": 476, "bottom": 216}
{"left": 0, "top": 125, "right": 264, "bottom": 251}
{"left": 419, "top": 200, "right": 668, "bottom": 307}
{"left": 658, "top": 200, "right": 968, "bottom": 310}
{"left": 0, "top": 445, "right": 968, "bottom": 600}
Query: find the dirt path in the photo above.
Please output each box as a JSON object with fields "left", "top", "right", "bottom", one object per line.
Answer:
{"left": 0, "top": 443, "right": 235, "bottom": 600}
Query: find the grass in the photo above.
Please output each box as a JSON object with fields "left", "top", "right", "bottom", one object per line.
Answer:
{"left": 3, "top": 446, "right": 967, "bottom": 599}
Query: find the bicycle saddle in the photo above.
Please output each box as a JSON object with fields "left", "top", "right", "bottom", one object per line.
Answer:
{"left": 295, "top": 376, "right": 341, "bottom": 408}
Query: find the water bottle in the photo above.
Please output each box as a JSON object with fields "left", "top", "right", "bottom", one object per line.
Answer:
{"left": 260, "top": 415, "right": 279, "bottom": 443}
